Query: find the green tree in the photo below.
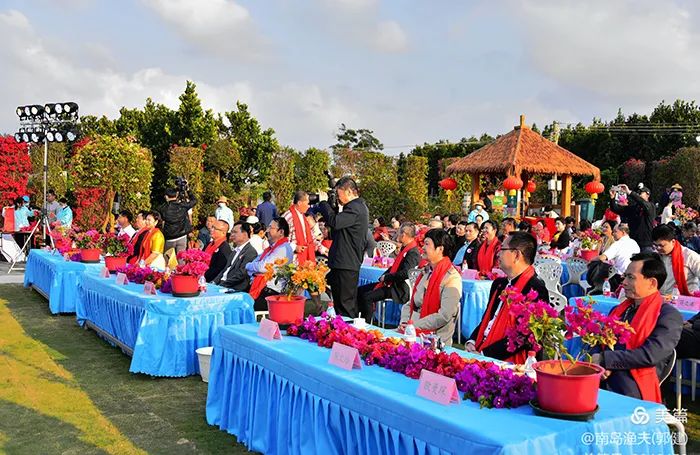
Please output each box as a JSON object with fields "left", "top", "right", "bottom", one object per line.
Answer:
{"left": 267, "top": 146, "right": 297, "bottom": 210}
{"left": 173, "top": 81, "right": 219, "bottom": 148}
{"left": 168, "top": 146, "right": 204, "bottom": 221}
{"left": 357, "top": 151, "right": 399, "bottom": 220}
{"left": 295, "top": 147, "right": 331, "bottom": 192}
{"left": 399, "top": 155, "right": 428, "bottom": 220}
{"left": 27, "top": 142, "right": 71, "bottom": 199}
{"left": 331, "top": 147, "right": 362, "bottom": 178}
{"left": 332, "top": 123, "right": 383, "bottom": 151}
{"left": 654, "top": 147, "right": 700, "bottom": 207}
{"left": 78, "top": 115, "right": 117, "bottom": 137}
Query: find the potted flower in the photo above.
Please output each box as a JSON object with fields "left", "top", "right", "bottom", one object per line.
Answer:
{"left": 171, "top": 249, "right": 211, "bottom": 297}
{"left": 74, "top": 229, "right": 103, "bottom": 263}
{"left": 101, "top": 232, "right": 132, "bottom": 272}
{"left": 263, "top": 259, "right": 329, "bottom": 325}
{"left": 505, "top": 290, "right": 633, "bottom": 415}
{"left": 577, "top": 228, "right": 602, "bottom": 261}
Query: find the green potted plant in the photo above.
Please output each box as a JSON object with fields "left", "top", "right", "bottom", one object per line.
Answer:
{"left": 263, "top": 259, "right": 329, "bottom": 325}
{"left": 74, "top": 230, "right": 103, "bottom": 263}
{"left": 101, "top": 232, "right": 131, "bottom": 272}
{"left": 578, "top": 228, "right": 602, "bottom": 261}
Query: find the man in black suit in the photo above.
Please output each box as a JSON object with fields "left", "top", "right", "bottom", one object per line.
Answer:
{"left": 204, "top": 220, "right": 232, "bottom": 283}
{"left": 466, "top": 231, "right": 549, "bottom": 361}
{"left": 318, "top": 177, "right": 369, "bottom": 318}
{"left": 215, "top": 221, "right": 258, "bottom": 291}
{"left": 357, "top": 222, "right": 420, "bottom": 323}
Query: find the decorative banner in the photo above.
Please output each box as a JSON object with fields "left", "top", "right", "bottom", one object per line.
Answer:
{"left": 100, "top": 267, "right": 110, "bottom": 278}
{"left": 143, "top": 281, "right": 157, "bottom": 295}
{"left": 116, "top": 272, "right": 128, "bottom": 285}
{"left": 257, "top": 318, "right": 282, "bottom": 340}
{"left": 416, "top": 369, "right": 460, "bottom": 405}
{"left": 329, "top": 342, "right": 362, "bottom": 371}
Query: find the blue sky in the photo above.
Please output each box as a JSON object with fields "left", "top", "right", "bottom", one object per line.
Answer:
{"left": 2, "top": 0, "right": 699, "bottom": 153}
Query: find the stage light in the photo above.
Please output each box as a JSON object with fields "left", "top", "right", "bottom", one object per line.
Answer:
{"left": 16, "top": 107, "right": 23, "bottom": 117}
{"left": 66, "top": 129, "right": 78, "bottom": 141}
{"left": 46, "top": 130, "right": 55, "bottom": 142}
{"left": 22, "top": 132, "right": 29, "bottom": 142}
{"left": 55, "top": 131, "right": 64, "bottom": 142}
{"left": 31, "top": 131, "right": 45, "bottom": 143}
{"left": 14, "top": 133, "right": 21, "bottom": 142}
{"left": 55, "top": 104, "right": 63, "bottom": 114}
{"left": 63, "top": 102, "right": 78, "bottom": 113}
{"left": 24, "top": 106, "right": 31, "bottom": 116}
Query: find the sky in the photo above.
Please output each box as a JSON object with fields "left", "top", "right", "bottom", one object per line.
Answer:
{"left": 2, "top": 0, "right": 700, "bottom": 154}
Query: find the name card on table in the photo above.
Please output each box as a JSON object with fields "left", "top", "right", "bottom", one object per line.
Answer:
{"left": 416, "top": 369, "right": 460, "bottom": 405}
{"left": 257, "top": 318, "right": 282, "bottom": 340}
{"left": 116, "top": 272, "right": 128, "bottom": 285}
{"left": 100, "top": 267, "right": 111, "bottom": 278}
{"left": 676, "top": 296, "right": 700, "bottom": 311}
{"left": 143, "top": 281, "right": 157, "bottom": 295}
{"left": 329, "top": 342, "right": 362, "bottom": 370}
{"left": 461, "top": 269, "right": 480, "bottom": 280}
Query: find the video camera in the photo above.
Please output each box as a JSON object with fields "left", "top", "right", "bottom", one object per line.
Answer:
{"left": 308, "top": 170, "right": 338, "bottom": 210}
{"left": 174, "top": 176, "right": 190, "bottom": 201}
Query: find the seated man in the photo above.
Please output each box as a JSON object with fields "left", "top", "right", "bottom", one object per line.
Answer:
{"left": 681, "top": 222, "right": 700, "bottom": 254}
{"left": 399, "top": 229, "right": 461, "bottom": 346}
{"left": 358, "top": 222, "right": 420, "bottom": 323}
{"left": 215, "top": 221, "right": 258, "bottom": 290}
{"left": 246, "top": 217, "right": 294, "bottom": 310}
{"left": 452, "top": 222, "right": 480, "bottom": 269}
{"left": 651, "top": 224, "right": 700, "bottom": 296}
{"left": 116, "top": 210, "right": 136, "bottom": 240}
{"left": 466, "top": 231, "right": 549, "bottom": 362}
{"left": 203, "top": 220, "right": 232, "bottom": 282}
{"left": 591, "top": 252, "right": 682, "bottom": 403}
{"left": 594, "top": 223, "right": 640, "bottom": 291}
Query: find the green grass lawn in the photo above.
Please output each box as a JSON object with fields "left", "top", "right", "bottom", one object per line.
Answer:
{"left": 0, "top": 283, "right": 697, "bottom": 454}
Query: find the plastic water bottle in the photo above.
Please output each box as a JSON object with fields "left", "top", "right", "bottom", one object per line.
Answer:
{"left": 602, "top": 279, "right": 611, "bottom": 297}
{"left": 139, "top": 259, "right": 146, "bottom": 268}
{"left": 672, "top": 285, "right": 680, "bottom": 303}
{"left": 404, "top": 320, "right": 417, "bottom": 342}
{"left": 198, "top": 275, "right": 207, "bottom": 292}
{"left": 524, "top": 351, "right": 537, "bottom": 379}
{"left": 326, "top": 301, "right": 336, "bottom": 319}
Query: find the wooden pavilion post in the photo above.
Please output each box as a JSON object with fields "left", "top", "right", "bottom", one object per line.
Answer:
{"left": 470, "top": 173, "right": 481, "bottom": 206}
{"left": 561, "top": 174, "right": 572, "bottom": 217}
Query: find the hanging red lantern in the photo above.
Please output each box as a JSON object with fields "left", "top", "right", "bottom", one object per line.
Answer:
{"left": 585, "top": 181, "right": 605, "bottom": 201}
{"left": 503, "top": 176, "right": 523, "bottom": 196}
{"left": 526, "top": 180, "right": 537, "bottom": 194}
{"left": 439, "top": 178, "right": 458, "bottom": 191}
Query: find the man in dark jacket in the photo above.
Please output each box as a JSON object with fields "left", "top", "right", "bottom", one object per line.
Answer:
{"left": 318, "top": 177, "right": 369, "bottom": 317}
{"left": 357, "top": 222, "right": 420, "bottom": 323}
{"left": 215, "top": 221, "right": 258, "bottom": 290}
{"left": 609, "top": 184, "right": 655, "bottom": 252}
{"left": 159, "top": 187, "right": 197, "bottom": 253}
{"left": 204, "top": 220, "right": 232, "bottom": 283}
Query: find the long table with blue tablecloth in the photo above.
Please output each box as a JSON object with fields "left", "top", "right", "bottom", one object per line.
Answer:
{"left": 23, "top": 249, "right": 103, "bottom": 313}
{"left": 77, "top": 272, "right": 255, "bottom": 377}
{"left": 206, "top": 323, "right": 674, "bottom": 455}
{"left": 360, "top": 265, "right": 492, "bottom": 339}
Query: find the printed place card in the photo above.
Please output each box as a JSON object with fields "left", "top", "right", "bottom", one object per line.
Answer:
{"left": 257, "top": 318, "right": 282, "bottom": 340}
{"left": 329, "top": 342, "right": 362, "bottom": 371}
{"left": 116, "top": 272, "right": 128, "bottom": 285}
{"left": 416, "top": 369, "right": 460, "bottom": 405}
{"left": 143, "top": 281, "right": 157, "bottom": 295}
{"left": 461, "top": 269, "right": 479, "bottom": 280}
{"left": 676, "top": 296, "right": 700, "bottom": 311}
{"left": 100, "top": 267, "right": 111, "bottom": 278}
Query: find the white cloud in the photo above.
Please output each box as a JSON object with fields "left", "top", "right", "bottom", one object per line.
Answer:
{"left": 372, "top": 20, "right": 408, "bottom": 53}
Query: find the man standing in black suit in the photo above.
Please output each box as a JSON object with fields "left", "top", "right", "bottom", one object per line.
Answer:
{"left": 215, "top": 221, "right": 258, "bottom": 291}
{"left": 357, "top": 222, "right": 420, "bottom": 323}
{"left": 318, "top": 177, "right": 369, "bottom": 318}
{"left": 204, "top": 220, "right": 232, "bottom": 283}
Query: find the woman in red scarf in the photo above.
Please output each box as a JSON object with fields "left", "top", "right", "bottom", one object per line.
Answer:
{"left": 476, "top": 220, "right": 501, "bottom": 275}
{"left": 399, "top": 229, "right": 462, "bottom": 346}
{"left": 372, "top": 216, "right": 389, "bottom": 242}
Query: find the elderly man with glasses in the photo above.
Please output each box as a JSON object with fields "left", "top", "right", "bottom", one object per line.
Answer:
{"left": 246, "top": 217, "right": 294, "bottom": 310}
{"left": 203, "top": 220, "right": 232, "bottom": 283}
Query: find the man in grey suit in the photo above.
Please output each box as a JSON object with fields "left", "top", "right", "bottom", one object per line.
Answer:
{"left": 215, "top": 221, "right": 258, "bottom": 291}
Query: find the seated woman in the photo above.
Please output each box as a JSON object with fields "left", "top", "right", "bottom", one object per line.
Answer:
{"left": 476, "top": 220, "right": 501, "bottom": 274}
{"left": 127, "top": 211, "right": 149, "bottom": 265}
{"left": 372, "top": 216, "right": 389, "bottom": 242}
{"left": 399, "top": 229, "right": 462, "bottom": 346}
{"left": 137, "top": 211, "right": 166, "bottom": 270}
{"left": 599, "top": 219, "right": 617, "bottom": 254}
{"left": 550, "top": 218, "right": 571, "bottom": 250}
{"left": 531, "top": 219, "right": 550, "bottom": 245}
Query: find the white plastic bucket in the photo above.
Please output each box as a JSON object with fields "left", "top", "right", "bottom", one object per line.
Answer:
{"left": 196, "top": 346, "right": 214, "bottom": 382}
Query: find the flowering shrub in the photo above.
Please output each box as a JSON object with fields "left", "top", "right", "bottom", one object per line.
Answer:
{"left": 263, "top": 259, "right": 329, "bottom": 296}
{"left": 287, "top": 315, "right": 535, "bottom": 408}
{"left": 115, "top": 264, "right": 167, "bottom": 288}
{"left": 506, "top": 290, "right": 634, "bottom": 373}
{"left": 676, "top": 204, "right": 699, "bottom": 224}
{"left": 0, "top": 135, "right": 31, "bottom": 206}
{"left": 101, "top": 232, "right": 132, "bottom": 257}
{"left": 74, "top": 230, "right": 103, "bottom": 250}
{"left": 175, "top": 249, "right": 211, "bottom": 276}
{"left": 578, "top": 228, "right": 602, "bottom": 250}
{"left": 49, "top": 227, "right": 75, "bottom": 254}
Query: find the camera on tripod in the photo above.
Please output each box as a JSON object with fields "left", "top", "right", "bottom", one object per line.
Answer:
{"left": 308, "top": 170, "right": 338, "bottom": 210}
{"left": 174, "top": 176, "right": 190, "bottom": 200}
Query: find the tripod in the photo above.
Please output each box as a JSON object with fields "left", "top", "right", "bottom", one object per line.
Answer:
{"left": 7, "top": 211, "right": 55, "bottom": 274}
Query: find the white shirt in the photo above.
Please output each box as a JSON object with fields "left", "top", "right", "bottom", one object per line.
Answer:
{"left": 661, "top": 205, "right": 674, "bottom": 225}
{"left": 249, "top": 235, "right": 268, "bottom": 255}
{"left": 659, "top": 245, "right": 700, "bottom": 295}
{"left": 603, "top": 235, "right": 640, "bottom": 275}
{"left": 222, "top": 240, "right": 250, "bottom": 281}
{"left": 215, "top": 204, "right": 234, "bottom": 232}
{"left": 119, "top": 224, "right": 136, "bottom": 240}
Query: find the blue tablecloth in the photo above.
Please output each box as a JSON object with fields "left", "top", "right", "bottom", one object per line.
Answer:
{"left": 359, "top": 265, "right": 492, "bottom": 339}
{"left": 23, "top": 249, "right": 102, "bottom": 314}
{"left": 77, "top": 273, "right": 255, "bottom": 377}
{"left": 206, "top": 324, "right": 673, "bottom": 455}
{"left": 560, "top": 263, "right": 587, "bottom": 299}
{"left": 569, "top": 295, "right": 697, "bottom": 321}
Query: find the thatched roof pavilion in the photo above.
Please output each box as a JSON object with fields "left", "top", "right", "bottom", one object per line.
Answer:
{"left": 446, "top": 116, "right": 600, "bottom": 217}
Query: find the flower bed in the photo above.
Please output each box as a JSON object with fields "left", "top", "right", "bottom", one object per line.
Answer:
{"left": 287, "top": 315, "right": 535, "bottom": 408}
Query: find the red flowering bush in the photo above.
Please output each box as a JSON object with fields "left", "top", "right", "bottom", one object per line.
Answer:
{"left": 73, "top": 187, "right": 109, "bottom": 231}
{"left": 0, "top": 135, "right": 31, "bottom": 206}
{"left": 115, "top": 264, "right": 166, "bottom": 288}
{"left": 101, "top": 232, "right": 132, "bottom": 257}
{"left": 74, "top": 229, "right": 103, "bottom": 249}
{"left": 174, "top": 248, "right": 211, "bottom": 276}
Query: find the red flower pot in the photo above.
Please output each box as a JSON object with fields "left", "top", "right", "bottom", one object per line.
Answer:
{"left": 80, "top": 248, "right": 102, "bottom": 263}
{"left": 534, "top": 360, "right": 604, "bottom": 414}
{"left": 579, "top": 249, "right": 598, "bottom": 262}
{"left": 104, "top": 255, "right": 127, "bottom": 272}
{"left": 171, "top": 274, "right": 200, "bottom": 297}
{"left": 266, "top": 295, "right": 306, "bottom": 325}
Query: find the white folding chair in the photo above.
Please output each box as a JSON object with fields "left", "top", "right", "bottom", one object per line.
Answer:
{"left": 376, "top": 241, "right": 397, "bottom": 258}
{"left": 562, "top": 257, "right": 589, "bottom": 292}
{"left": 548, "top": 290, "right": 568, "bottom": 313}
{"left": 534, "top": 261, "right": 563, "bottom": 294}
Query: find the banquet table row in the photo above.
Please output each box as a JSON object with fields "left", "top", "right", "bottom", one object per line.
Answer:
{"left": 205, "top": 323, "right": 675, "bottom": 455}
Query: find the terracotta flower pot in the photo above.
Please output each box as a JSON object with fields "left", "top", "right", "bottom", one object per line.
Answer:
{"left": 534, "top": 360, "right": 604, "bottom": 414}
{"left": 104, "top": 255, "right": 127, "bottom": 272}
{"left": 579, "top": 249, "right": 598, "bottom": 262}
{"left": 266, "top": 295, "right": 306, "bottom": 325}
{"left": 80, "top": 248, "right": 102, "bottom": 263}
{"left": 171, "top": 274, "right": 200, "bottom": 297}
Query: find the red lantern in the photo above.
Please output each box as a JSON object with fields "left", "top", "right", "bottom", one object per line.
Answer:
{"left": 503, "top": 176, "right": 523, "bottom": 196}
{"left": 526, "top": 180, "right": 537, "bottom": 193}
{"left": 439, "top": 178, "right": 458, "bottom": 191}
{"left": 585, "top": 180, "right": 605, "bottom": 202}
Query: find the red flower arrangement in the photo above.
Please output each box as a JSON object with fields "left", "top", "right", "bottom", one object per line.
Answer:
{"left": 0, "top": 135, "right": 31, "bottom": 206}
{"left": 74, "top": 229, "right": 103, "bottom": 250}
{"left": 174, "top": 248, "right": 211, "bottom": 276}
{"left": 101, "top": 232, "right": 132, "bottom": 257}
{"left": 115, "top": 263, "right": 167, "bottom": 288}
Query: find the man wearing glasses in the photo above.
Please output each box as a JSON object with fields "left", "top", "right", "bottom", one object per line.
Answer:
{"left": 246, "top": 217, "right": 294, "bottom": 310}
{"left": 203, "top": 220, "right": 232, "bottom": 283}
{"left": 466, "top": 231, "right": 549, "bottom": 362}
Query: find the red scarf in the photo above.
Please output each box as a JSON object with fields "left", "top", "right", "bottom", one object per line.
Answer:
{"left": 671, "top": 241, "right": 690, "bottom": 296}
{"left": 408, "top": 257, "right": 454, "bottom": 320}
{"left": 289, "top": 205, "right": 316, "bottom": 265}
{"left": 128, "top": 228, "right": 149, "bottom": 265}
{"left": 249, "top": 237, "right": 289, "bottom": 299}
{"left": 477, "top": 237, "right": 501, "bottom": 274}
{"left": 204, "top": 236, "right": 227, "bottom": 259}
{"left": 374, "top": 241, "right": 417, "bottom": 290}
{"left": 608, "top": 292, "right": 664, "bottom": 403}
{"left": 475, "top": 266, "right": 536, "bottom": 364}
